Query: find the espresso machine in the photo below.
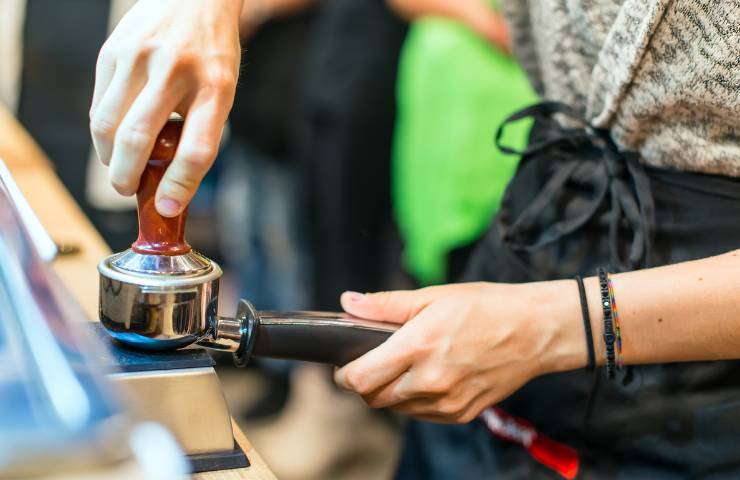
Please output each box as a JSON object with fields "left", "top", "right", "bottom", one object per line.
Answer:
{"left": 0, "top": 156, "right": 187, "bottom": 479}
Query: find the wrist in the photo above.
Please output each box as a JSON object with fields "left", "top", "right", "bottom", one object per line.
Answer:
{"left": 531, "top": 280, "right": 590, "bottom": 376}
{"left": 583, "top": 276, "right": 606, "bottom": 367}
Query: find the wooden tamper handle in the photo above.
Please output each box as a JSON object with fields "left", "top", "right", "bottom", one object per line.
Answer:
{"left": 131, "top": 118, "right": 191, "bottom": 256}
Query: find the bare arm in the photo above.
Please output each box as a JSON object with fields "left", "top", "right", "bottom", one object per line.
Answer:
{"left": 240, "top": 0, "right": 317, "bottom": 39}
{"left": 582, "top": 250, "right": 740, "bottom": 367}
{"left": 386, "top": 0, "right": 510, "bottom": 53}
{"left": 334, "top": 248, "right": 740, "bottom": 423}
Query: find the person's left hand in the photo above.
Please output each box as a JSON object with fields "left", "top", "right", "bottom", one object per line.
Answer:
{"left": 334, "top": 281, "right": 585, "bottom": 423}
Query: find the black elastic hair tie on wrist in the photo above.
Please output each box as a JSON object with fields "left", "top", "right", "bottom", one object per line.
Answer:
{"left": 597, "top": 267, "right": 617, "bottom": 379}
{"left": 575, "top": 276, "right": 596, "bottom": 370}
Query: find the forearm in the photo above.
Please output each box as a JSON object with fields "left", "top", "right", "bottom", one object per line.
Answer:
{"left": 387, "top": 0, "right": 480, "bottom": 21}
{"left": 550, "top": 249, "right": 740, "bottom": 373}
{"left": 240, "top": 0, "right": 316, "bottom": 35}
{"left": 386, "top": 0, "right": 505, "bottom": 43}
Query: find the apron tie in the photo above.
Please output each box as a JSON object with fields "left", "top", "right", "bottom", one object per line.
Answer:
{"left": 495, "top": 102, "right": 656, "bottom": 271}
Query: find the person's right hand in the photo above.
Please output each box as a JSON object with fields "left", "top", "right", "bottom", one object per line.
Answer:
{"left": 90, "top": 0, "right": 243, "bottom": 217}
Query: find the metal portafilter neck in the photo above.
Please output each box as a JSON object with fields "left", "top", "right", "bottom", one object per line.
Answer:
{"left": 98, "top": 118, "right": 396, "bottom": 367}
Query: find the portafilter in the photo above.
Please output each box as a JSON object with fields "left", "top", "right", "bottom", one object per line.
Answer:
{"left": 98, "top": 118, "right": 396, "bottom": 366}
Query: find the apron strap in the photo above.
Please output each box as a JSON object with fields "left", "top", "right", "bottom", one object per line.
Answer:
{"left": 495, "top": 102, "right": 656, "bottom": 271}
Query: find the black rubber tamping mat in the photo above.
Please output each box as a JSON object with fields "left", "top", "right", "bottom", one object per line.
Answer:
{"left": 88, "top": 323, "right": 250, "bottom": 473}
{"left": 88, "top": 322, "right": 215, "bottom": 373}
{"left": 189, "top": 448, "right": 250, "bottom": 473}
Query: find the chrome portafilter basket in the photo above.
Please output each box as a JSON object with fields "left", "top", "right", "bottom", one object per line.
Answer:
{"left": 98, "top": 118, "right": 396, "bottom": 367}
{"left": 98, "top": 249, "right": 224, "bottom": 349}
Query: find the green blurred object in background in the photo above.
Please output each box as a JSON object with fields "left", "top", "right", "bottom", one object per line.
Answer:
{"left": 393, "top": 16, "right": 537, "bottom": 285}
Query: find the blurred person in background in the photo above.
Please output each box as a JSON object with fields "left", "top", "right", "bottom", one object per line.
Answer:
{"left": 221, "top": 1, "right": 410, "bottom": 478}
{"left": 215, "top": 0, "right": 317, "bottom": 422}
{"left": 221, "top": 0, "right": 315, "bottom": 314}
{"left": 390, "top": 0, "right": 537, "bottom": 288}
{"left": 234, "top": 2, "right": 410, "bottom": 478}
{"left": 297, "top": 0, "right": 409, "bottom": 311}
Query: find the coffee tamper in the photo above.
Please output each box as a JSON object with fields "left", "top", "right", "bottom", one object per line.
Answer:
{"left": 98, "top": 118, "right": 396, "bottom": 366}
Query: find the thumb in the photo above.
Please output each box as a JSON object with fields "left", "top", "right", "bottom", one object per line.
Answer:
{"left": 340, "top": 288, "right": 438, "bottom": 324}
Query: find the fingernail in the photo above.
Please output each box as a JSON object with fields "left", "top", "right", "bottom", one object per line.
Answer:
{"left": 343, "top": 291, "right": 365, "bottom": 302}
{"left": 157, "top": 197, "right": 181, "bottom": 217}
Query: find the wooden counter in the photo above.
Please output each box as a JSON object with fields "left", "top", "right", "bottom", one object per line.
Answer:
{"left": 0, "top": 105, "right": 276, "bottom": 480}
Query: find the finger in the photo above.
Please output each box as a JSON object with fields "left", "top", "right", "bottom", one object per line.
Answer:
{"left": 90, "top": 60, "right": 147, "bottom": 167}
{"left": 334, "top": 327, "right": 415, "bottom": 396}
{"left": 391, "top": 395, "right": 466, "bottom": 418}
{"left": 408, "top": 414, "right": 459, "bottom": 424}
{"left": 155, "top": 90, "right": 230, "bottom": 217}
{"left": 108, "top": 78, "right": 187, "bottom": 196}
{"left": 409, "top": 412, "right": 482, "bottom": 425}
{"left": 362, "top": 372, "right": 436, "bottom": 409}
{"left": 392, "top": 389, "right": 490, "bottom": 424}
{"left": 90, "top": 43, "right": 116, "bottom": 115}
{"left": 363, "top": 360, "right": 465, "bottom": 409}
{"left": 340, "top": 287, "right": 441, "bottom": 323}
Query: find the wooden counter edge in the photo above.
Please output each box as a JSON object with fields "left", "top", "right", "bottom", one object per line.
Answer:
{"left": 194, "top": 420, "right": 277, "bottom": 480}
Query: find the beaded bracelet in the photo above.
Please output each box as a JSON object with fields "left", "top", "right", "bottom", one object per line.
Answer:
{"left": 607, "top": 273, "right": 623, "bottom": 369}
{"left": 597, "top": 268, "right": 616, "bottom": 379}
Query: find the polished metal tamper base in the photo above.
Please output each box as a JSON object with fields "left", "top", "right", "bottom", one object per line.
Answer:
{"left": 98, "top": 249, "right": 223, "bottom": 350}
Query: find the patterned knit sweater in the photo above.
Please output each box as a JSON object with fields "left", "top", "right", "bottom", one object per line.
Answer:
{"left": 502, "top": 0, "right": 740, "bottom": 176}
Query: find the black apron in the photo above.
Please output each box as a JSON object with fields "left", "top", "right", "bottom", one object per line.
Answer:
{"left": 396, "top": 103, "right": 740, "bottom": 479}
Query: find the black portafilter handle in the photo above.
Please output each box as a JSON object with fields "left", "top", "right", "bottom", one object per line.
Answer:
{"left": 233, "top": 304, "right": 399, "bottom": 367}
